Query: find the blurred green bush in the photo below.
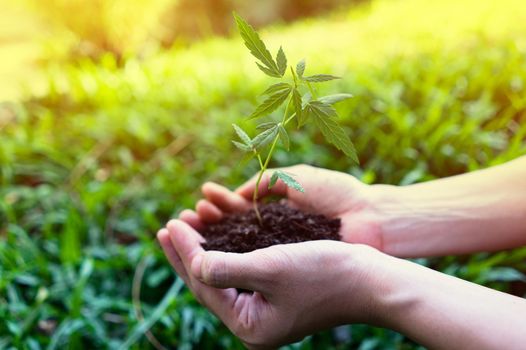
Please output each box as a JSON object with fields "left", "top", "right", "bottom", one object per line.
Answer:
{"left": 21, "top": 0, "right": 365, "bottom": 61}
{"left": 1, "top": 0, "right": 525, "bottom": 348}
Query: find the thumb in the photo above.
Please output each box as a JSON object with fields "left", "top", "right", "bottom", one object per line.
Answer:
{"left": 191, "top": 251, "right": 272, "bottom": 292}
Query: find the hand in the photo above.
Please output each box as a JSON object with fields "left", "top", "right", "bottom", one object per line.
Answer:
{"left": 180, "top": 164, "right": 386, "bottom": 250}
{"left": 157, "top": 220, "right": 382, "bottom": 349}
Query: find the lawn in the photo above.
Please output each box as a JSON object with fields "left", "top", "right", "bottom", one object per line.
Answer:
{"left": 1, "top": 0, "right": 525, "bottom": 349}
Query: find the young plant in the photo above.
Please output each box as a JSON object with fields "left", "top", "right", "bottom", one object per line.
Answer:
{"left": 231, "top": 13, "right": 358, "bottom": 224}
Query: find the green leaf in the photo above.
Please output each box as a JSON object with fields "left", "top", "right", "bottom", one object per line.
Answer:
{"left": 232, "top": 140, "right": 252, "bottom": 152}
{"left": 232, "top": 123, "right": 251, "bottom": 145}
{"left": 234, "top": 12, "right": 280, "bottom": 77}
{"left": 302, "top": 92, "right": 312, "bottom": 107}
{"left": 278, "top": 125, "right": 290, "bottom": 150}
{"left": 481, "top": 267, "right": 526, "bottom": 282}
{"left": 296, "top": 59, "right": 306, "bottom": 78}
{"left": 261, "top": 82, "right": 291, "bottom": 96}
{"left": 119, "top": 279, "right": 184, "bottom": 350}
{"left": 273, "top": 170, "right": 305, "bottom": 193}
{"left": 308, "top": 100, "right": 337, "bottom": 117}
{"left": 276, "top": 46, "right": 287, "bottom": 77}
{"left": 71, "top": 259, "right": 94, "bottom": 318}
{"left": 269, "top": 171, "right": 279, "bottom": 189}
{"left": 292, "top": 88, "right": 304, "bottom": 127}
{"left": 48, "top": 319, "right": 84, "bottom": 350}
{"left": 256, "top": 62, "right": 282, "bottom": 78}
{"left": 303, "top": 74, "right": 340, "bottom": 83}
{"left": 251, "top": 125, "right": 279, "bottom": 149}
{"left": 301, "top": 100, "right": 336, "bottom": 127}
{"left": 319, "top": 93, "right": 354, "bottom": 104}
{"left": 60, "top": 208, "right": 82, "bottom": 264}
{"left": 249, "top": 86, "right": 292, "bottom": 120}
{"left": 256, "top": 121, "right": 277, "bottom": 130}
{"left": 308, "top": 101, "right": 358, "bottom": 163}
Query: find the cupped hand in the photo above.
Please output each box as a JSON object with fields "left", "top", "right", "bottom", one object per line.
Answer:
{"left": 158, "top": 220, "right": 381, "bottom": 349}
{"left": 180, "top": 164, "right": 385, "bottom": 250}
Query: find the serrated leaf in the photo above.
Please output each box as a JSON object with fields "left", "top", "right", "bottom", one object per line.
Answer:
{"left": 302, "top": 92, "right": 312, "bottom": 107}
{"left": 292, "top": 88, "right": 304, "bottom": 127}
{"left": 319, "top": 93, "right": 354, "bottom": 104}
{"left": 301, "top": 100, "right": 337, "bottom": 127}
{"left": 232, "top": 140, "right": 252, "bottom": 152}
{"left": 278, "top": 125, "right": 289, "bottom": 150}
{"left": 256, "top": 122, "right": 277, "bottom": 130}
{"left": 261, "top": 83, "right": 291, "bottom": 96}
{"left": 296, "top": 59, "right": 306, "bottom": 78}
{"left": 249, "top": 86, "right": 292, "bottom": 120}
{"left": 308, "top": 100, "right": 337, "bottom": 117}
{"left": 303, "top": 74, "right": 340, "bottom": 83}
{"left": 269, "top": 171, "right": 279, "bottom": 189}
{"left": 276, "top": 46, "right": 287, "bottom": 77}
{"left": 298, "top": 94, "right": 315, "bottom": 127}
{"left": 251, "top": 125, "right": 279, "bottom": 149}
{"left": 232, "top": 123, "right": 251, "bottom": 145}
{"left": 256, "top": 62, "right": 282, "bottom": 78}
{"left": 274, "top": 170, "right": 304, "bottom": 193}
{"left": 234, "top": 12, "right": 280, "bottom": 77}
{"left": 310, "top": 104, "right": 358, "bottom": 163}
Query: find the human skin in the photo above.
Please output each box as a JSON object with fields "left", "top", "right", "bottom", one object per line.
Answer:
{"left": 184, "top": 156, "right": 526, "bottom": 258}
{"left": 158, "top": 221, "right": 526, "bottom": 349}
{"left": 158, "top": 156, "right": 526, "bottom": 349}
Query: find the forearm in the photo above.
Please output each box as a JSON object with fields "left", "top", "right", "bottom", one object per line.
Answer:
{"left": 371, "top": 255, "right": 526, "bottom": 350}
{"left": 372, "top": 156, "right": 526, "bottom": 257}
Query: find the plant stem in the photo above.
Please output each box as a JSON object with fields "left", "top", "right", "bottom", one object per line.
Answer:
{"left": 291, "top": 66, "right": 298, "bottom": 87}
{"left": 252, "top": 95, "right": 293, "bottom": 224}
{"left": 255, "top": 152, "right": 264, "bottom": 169}
{"left": 306, "top": 81, "right": 316, "bottom": 98}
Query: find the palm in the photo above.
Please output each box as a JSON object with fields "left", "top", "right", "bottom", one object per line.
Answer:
{"left": 279, "top": 166, "right": 381, "bottom": 247}
{"left": 184, "top": 165, "right": 383, "bottom": 250}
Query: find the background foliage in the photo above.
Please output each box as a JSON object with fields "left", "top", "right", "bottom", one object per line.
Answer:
{"left": 1, "top": 0, "right": 526, "bottom": 349}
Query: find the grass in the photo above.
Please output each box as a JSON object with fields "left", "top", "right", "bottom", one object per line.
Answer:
{"left": 1, "top": 0, "right": 526, "bottom": 348}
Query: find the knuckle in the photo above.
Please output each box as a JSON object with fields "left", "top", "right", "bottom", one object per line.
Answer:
{"left": 203, "top": 255, "right": 228, "bottom": 286}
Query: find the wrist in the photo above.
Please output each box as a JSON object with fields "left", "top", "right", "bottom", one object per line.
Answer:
{"left": 367, "top": 183, "right": 451, "bottom": 258}
{"left": 337, "top": 244, "right": 403, "bottom": 326}
{"left": 355, "top": 249, "right": 425, "bottom": 329}
{"left": 363, "top": 184, "right": 407, "bottom": 254}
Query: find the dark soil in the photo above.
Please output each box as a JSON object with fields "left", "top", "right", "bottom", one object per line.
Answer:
{"left": 201, "top": 202, "right": 341, "bottom": 253}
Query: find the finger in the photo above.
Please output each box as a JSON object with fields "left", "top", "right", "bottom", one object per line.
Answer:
{"left": 235, "top": 170, "right": 288, "bottom": 201}
{"left": 179, "top": 209, "right": 205, "bottom": 231}
{"left": 166, "top": 219, "right": 205, "bottom": 269}
{"left": 157, "top": 228, "right": 189, "bottom": 283}
{"left": 166, "top": 220, "right": 237, "bottom": 319}
{"left": 196, "top": 199, "right": 223, "bottom": 223}
{"left": 191, "top": 250, "right": 273, "bottom": 293}
{"left": 202, "top": 182, "right": 251, "bottom": 213}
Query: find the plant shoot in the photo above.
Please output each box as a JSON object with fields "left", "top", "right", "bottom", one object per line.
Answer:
{"left": 231, "top": 13, "right": 358, "bottom": 223}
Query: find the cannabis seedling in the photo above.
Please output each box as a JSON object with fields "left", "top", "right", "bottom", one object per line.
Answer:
{"left": 231, "top": 13, "right": 358, "bottom": 224}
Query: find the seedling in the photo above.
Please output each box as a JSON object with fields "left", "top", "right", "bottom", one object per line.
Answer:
{"left": 231, "top": 13, "right": 358, "bottom": 224}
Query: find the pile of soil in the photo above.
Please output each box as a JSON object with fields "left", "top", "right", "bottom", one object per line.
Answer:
{"left": 201, "top": 202, "right": 341, "bottom": 253}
